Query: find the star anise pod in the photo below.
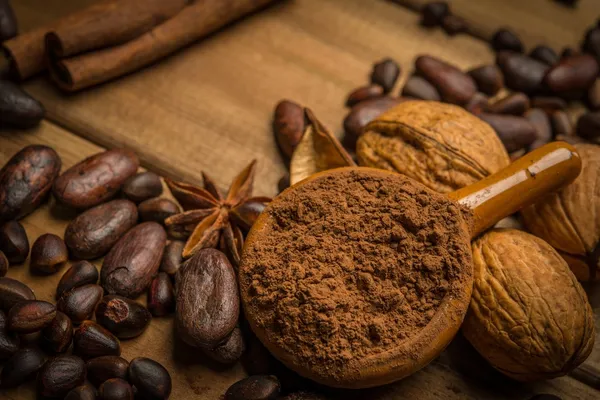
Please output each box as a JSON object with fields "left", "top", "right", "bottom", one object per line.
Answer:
{"left": 164, "top": 160, "right": 271, "bottom": 266}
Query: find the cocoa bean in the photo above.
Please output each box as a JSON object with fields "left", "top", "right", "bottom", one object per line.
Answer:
{"left": 225, "top": 375, "right": 281, "bottom": 400}
{"left": 441, "top": 15, "right": 467, "bottom": 36}
{"left": 95, "top": 295, "right": 152, "bottom": 339}
{"left": 148, "top": 273, "right": 175, "bottom": 317}
{"left": 491, "top": 28, "right": 524, "bottom": 53}
{"left": 99, "top": 378, "right": 133, "bottom": 400}
{"left": 230, "top": 199, "right": 268, "bottom": 231}
{"left": 37, "top": 355, "right": 86, "bottom": 397}
{"left": 587, "top": 79, "right": 600, "bottom": 110}
{"left": 343, "top": 96, "right": 402, "bottom": 144}
{"left": 65, "top": 199, "right": 138, "bottom": 259}
{"left": 58, "top": 284, "right": 103, "bottom": 324}
{"left": 401, "top": 75, "right": 441, "bottom": 101}
{"left": 370, "top": 58, "right": 400, "bottom": 93}
{"left": 577, "top": 111, "right": 600, "bottom": 141}
{"left": 479, "top": 113, "right": 537, "bottom": 152}
{"left": 464, "top": 92, "right": 489, "bottom": 115}
{"left": 86, "top": 356, "right": 129, "bottom": 387}
{"left": 57, "top": 261, "right": 99, "bottom": 299}
{"left": 420, "top": 1, "right": 449, "bottom": 27}
{"left": 203, "top": 326, "right": 246, "bottom": 364}
{"left": 160, "top": 240, "right": 184, "bottom": 276}
{"left": 0, "top": 145, "right": 61, "bottom": 221}
{"left": 415, "top": 55, "right": 476, "bottom": 104}
{"left": 487, "top": 92, "right": 530, "bottom": 115}
{"left": 0, "top": 276, "right": 35, "bottom": 311}
{"left": 176, "top": 249, "right": 239, "bottom": 348}
{"left": 101, "top": 222, "right": 166, "bottom": 298}
{"left": 0, "top": 347, "right": 46, "bottom": 388}
{"left": 273, "top": 100, "right": 305, "bottom": 159}
{"left": 0, "top": 220, "right": 29, "bottom": 264}
{"left": 529, "top": 45, "right": 559, "bottom": 66}
{"left": 8, "top": 300, "right": 55, "bottom": 333}
{"left": 278, "top": 174, "right": 290, "bottom": 193}
{"left": 561, "top": 47, "right": 578, "bottom": 59}
{"left": 122, "top": 172, "right": 163, "bottom": 203}
{"left": 582, "top": 27, "right": 600, "bottom": 61}
{"left": 496, "top": 51, "right": 549, "bottom": 94}
{"left": 467, "top": 65, "right": 504, "bottom": 96}
{"left": 41, "top": 311, "right": 73, "bottom": 353}
{"left": 0, "top": 310, "right": 19, "bottom": 360}
{"left": 53, "top": 149, "right": 139, "bottom": 209}
{"left": 73, "top": 320, "right": 121, "bottom": 359}
{"left": 30, "top": 233, "right": 68, "bottom": 274}
{"left": 128, "top": 357, "right": 172, "bottom": 400}
{"left": 543, "top": 54, "right": 599, "bottom": 98}
{"left": 138, "top": 197, "right": 180, "bottom": 224}
{"left": 0, "top": 81, "right": 45, "bottom": 128}
{"left": 525, "top": 108, "right": 553, "bottom": 150}
{"left": 66, "top": 383, "right": 98, "bottom": 400}
{"left": 551, "top": 111, "right": 573, "bottom": 137}
{"left": 530, "top": 96, "right": 567, "bottom": 113}
{"left": 0, "top": 251, "right": 7, "bottom": 277}
{"left": 0, "top": 0, "right": 17, "bottom": 41}
{"left": 345, "top": 84, "right": 383, "bottom": 107}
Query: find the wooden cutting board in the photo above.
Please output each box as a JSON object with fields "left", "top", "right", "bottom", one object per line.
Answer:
{"left": 1, "top": 0, "right": 600, "bottom": 398}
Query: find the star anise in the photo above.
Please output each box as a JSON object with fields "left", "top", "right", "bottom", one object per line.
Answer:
{"left": 164, "top": 160, "right": 271, "bottom": 266}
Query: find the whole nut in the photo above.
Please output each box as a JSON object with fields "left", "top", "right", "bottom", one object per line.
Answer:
{"left": 0, "top": 0, "right": 17, "bottom": 41}
{"left": 66, "top": 383, "right": 98, "bottom": 400}
{"left": 57, "top": 260, "right": 99, "bottom": 299}
{"left": 74, "top": 320, "right": 121, "bottom": 359}
{"left": 522, "top": 144, "right": 600, "bottom": 281}
{"left": 41, "top": 311, "right": 73, "bottom": 353}
{"left": 0, "top": 220, "right": 29, "bottom": 264}
{"left": 0, "top": 81, "right": 45, "bottom": 128}
{"left": 370, "top": 58, "right": 400, "bottom": 93}
{"left": 576, "top": 111, "right": 600, "bottom": 141}
{"left": 53, "top": 149, "right": 139, "bottom": 209}
{"left": 357, "top": 101, "right": 509, "bottom": 193}
{"left": 496, "top": 51, "right": 549, "bottom": 94}
{"left": 0, "top": 347, "right": 46, "bottom": 388}
{"left": 401, "top": 75, "right": 441, "bottom": 101}
{"left": 101, "top": 222, "right": 166, "bottom": 298}
{"left": 148, "top": 272, "right": 175, "bottom": 317}
{"left": 30, "top": 233, "right": 68, "bottom": 274}
{"left": 203, "top": 326, "right": 246, "bottom": 364}
{"left": 543, "top": 54, "right": 600, "bottom": 99}
{"left": 37, "top": 355, "right": 86, "bottom": 397}
{"left": 273, "top": 100, "right": 305, "bottom": 159}
{"left": 415, "top": 55, "right": 477, "bottom": 105}
{"left": 138, "top": 197, "right": 180, "bottom": 224}
{"left": 525, "top": 108, "right": 552, "bottom": 150}
{"left": 99, "top": 378, "right": 133, "bottom": 400}
{"left": 343, "top": 96, "right": 402, "bottom": 145}
{"left": 345, "top": 84, "right": 384, "bottom": 107}
{"left": 420, "top": 1, "right": 449, "bottom": 27}
{"left": 487, "top": 92, "right": 530, "bottom": 116}
{"left": 86, "top": 356, "right": 129, "bottom": 387}
{"left": 0, "top": 145, "right": 61, "bottom": 221}
{"left": 8, "top": 300, "right": 56, "bottom": 333}
{"left": 128, "top": 357, "right": 172, "bottom": 400}
{"left": 467, "top": 65, "right": 504, "bottom": 96}
{"left": 160, "top": 240, "right": 184, "bottom": 276}
{"left": 122, "top": 172, "right": 163, "bottom": 203}
{"left": 0, "top": 276, "right": 35, "bottom": 311}
{"left": 0, "top": 310, "right": 19, "bottom": 360}
{"left": 529, "top": 45, "right": 559, "bottom": 66}
{"left": 463, "top": 229, "right": 595, "bottom": 380}
{"left": 491, "top": 28, "right": 524, "bottom": 53}
{"left": 95, "top": 295, "right": 152, "bottom": 339}
{"left": 64, "top": 199, "right": 138, "bottom": 259}
{"left": 225, "top": 375, "right": 281, "bottom": 400}
{"left": 58, "top": 284, "right": 103, "bottom": 324}
{"left": 176, "top": 249, "right": 239, "bottom": 348}
{"left": 478, "top": 113, "right": 538, "bottom": 153}
{"left": 0, "top": 251, "right": 7, "bottom": 277}
{"left": 551, "top": 111, "right": 573, "bottom": 136}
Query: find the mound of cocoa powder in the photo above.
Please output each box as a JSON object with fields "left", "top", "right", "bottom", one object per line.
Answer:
{"left": 240, "top": 169, "right": 472, "bottom": 381}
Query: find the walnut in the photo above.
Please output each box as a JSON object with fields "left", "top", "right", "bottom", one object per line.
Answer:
{"left": 356, "top": 100, "right": 510, "bottom": 193}
{"left": 463, "top": 229, "right": 595, "bottom": 381}
{"left": 521, "top": 143, "right": 600, "bottom": 281}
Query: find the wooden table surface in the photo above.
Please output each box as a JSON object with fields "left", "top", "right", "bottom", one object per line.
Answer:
{"left": 1, "top": 0, "right": 600, "bottom": 399}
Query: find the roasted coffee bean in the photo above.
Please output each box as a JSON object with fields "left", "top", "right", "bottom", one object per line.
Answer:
{"left": 487, "top": 92, "right": 530, "bottom": 115}
{"left": 0, "top": 251, "right": 7, "bottom": 277}
{"left": 544, "top": 54, "right": 599, "bottom": 98}
{"left": 53, "top": 149, "right": 139, "bottom": 209}
{"left": 491, "top": 28, "right": 524, "bottom": 53}
{"left": 401, "top": 75, "right": 441, "bottom": 101}
{"left": 529, "top": 45, "right": 559, "bottom": 66}
{"left": 370, "top": 58, "right": 400, "bottom": 93}
{"left": 138, "top": 197, "right": 180, "bottom": 224}
{"left": 0, "top": 347, "right": 46, "bottom": 388}
{"left": 273, "top": 100, "right": 305, "bottom": 159}
{"left": 8, "top": 300, "right": 55, "bottom": 333}
{"left": 0, "top": 220, "right": 29, "bottom": 264}
{"left": 99, "top": 378, "right": 133, "bottom": 400}
{"left": 525, "top": 108, "right": 553, "bottom": 150}
{"left": 101, "top": 222, "right": 166, "bottom": 298}
{"left": 467, "top": 65, "right": 504, "bottom": 96}
{"left": 0, "top": 0, "right": 17, "bottom": 41}
{"left": 343, "top": 96, "right": 402, "bottom": 143}
{"left": 225, "top": 375, "right": 281, "bottom": 400}
{"left": 128, "top": 357, "right": 171, "bottom": 400}
{"left": 66, "top": 383, "right": 98, "bottom": 400}
{"left": 582, "top": 27, "right": 600, "bottom": 61}
{"left": 203, "top": 326, "right": 246, "bottom": 364}
{"left": 176, "top": 249, "right": 239, "bottom": 348}
{"left": 41, "top": 311, "right": 73, "bottom": 353}
{"left": 37, "top": 355, "right": 86, "bottom": 397}
{"left": 415, "top": 55, "right": 476, "bottom": 104}
{"left": 57, "top": 261, "right": 99, "bottom": 299}
{"left": 345, "top": 84, "right": 384, "bottom": 107}
{"left": 86, "top": 356, "right": 129, "bottom": 387}
{"left": 587, "top": 79, "right": 600, "bottom": 110}
{"left": 0, "top": 81, "right": 45, "bottom": 128}
{"left": 74, "top": 320, "right": 121, "bottom": 359}
{"left": 0, "top": 310, "right": 19, "bottom": 359}
{"left": 278, "top": 174, "right": 290, "bottom": 194}
{"left": 496, "top": 51, "right": 549, "bottom": 94}
{"left": 0, "top": 276, "right": 35, "bottom": 311}
{"left": 148, "top": 273, "right": 175, "bottom": 317}
{"left": 479, "top": 113, "right": 538, "bottom": 152}
{"left": 464, "top": 92, "right": 489, "bottom": 115}
{"left": 0, "top": 145, "right": 61, "bottom": 221}
{"left": 530, "top": 96, "right": 567, "bottom": 113}
{"left": 551, "top": 111, "right": 573, "bottom": 136}
{"left": 58, "top": 284, "right": 103, "bottom": 324}
{"left": 577, "top": 111, "right": 600, "bottom": 141}
{"left": 420, "top": 1, "right": 449, "bottom": 27}
{"left": 122, "top": 172, "right": 163, "bottom": 203}
{"left": 160, "top": 240, "right": 184, "bottom": 276}
{"left": 441, "top": 15, "right": 467, "bottom": 36}
{"left": 65, "top": 199, "right": 138, "bottom": 259}
{"left": 30, "top": 233, "right": 68, "bottom": 274}
{"left": 96, "top": 295, "right": 152, "bottom": 339}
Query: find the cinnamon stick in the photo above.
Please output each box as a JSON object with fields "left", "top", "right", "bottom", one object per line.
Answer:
{"left": 48, "top": 0, "right": 278, "bottom": 92}
{"left": 2, "top": 0, "right": 189, "bottom": 80}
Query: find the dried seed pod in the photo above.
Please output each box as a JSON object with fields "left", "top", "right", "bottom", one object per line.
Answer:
{"left": 95, "top": 295, "right": 152, "bottom": 339}
{"left": 0, "top": 81, "right": 46, "bottom": 129}
{"left": 225, "top": 375, "right": 281, "bottom": 400}
{"left": 345, "top": 84, "right": 384, "bottom": 107}
{"left": 487, "top": 92, "right": 530, "bottom": 116}
{"left": 0, "top": 276, "right": 35, "bottom": 311}
{"left": 138, "top": 197, "right": 181, "bottom": 224}
{"left": 86, "top": 356, "right": 129, "bottom": 387}
{"left": 57, "top": 284, "right": 103, "bottom": 324}
{"left": 160, "top": 240, "right": 184, "bottom": 276}
{"left": 491, "top": 28, "right": 524, "bottom": 53}
{"left": 273, "top": 100, "right": 305, "bottom": 159}
{"left": 57, "top": 260, "right": 99, "bottom": 299}
{"left": 73, "top": 320, "right": 121, "bottom": 359}
{"left": 415, "top": 55, "right": 476, "bottom": 105}
{"left": 37, "top": 355, "right": 86, "bottom": 398}
{"left": 99, "top": 378, "right": 134, "bottom": 400}
{"left": 41, "top": 311, "right": 73, "bottom": 353}
{"left": 30, "top": 233, "right": 69, "bottom": 274}
{"left": 0, "top": 347, "right": 46, "bottom": 388}
{"left": 8, "top": 300, "right": 56, "bottom": 333}
{"left": 148, "top": 273, "right": 175, "bottom": 317}
{"left": 401, "top": 75, "right": 441, "bottom": 101}
{"left": 467, "top": 65, "right": 504, "bottom": 96}
{"left": 370, "top": 58, "right": 400, "bottom": 93}
{"left": 122, "top": 172, "right": 163, "bottom": 203}
{"left": 128, "top": 357, "right": 172, "bottom": 400}
{"left": 0, "top": 220, "right": 29, "bottom": 264}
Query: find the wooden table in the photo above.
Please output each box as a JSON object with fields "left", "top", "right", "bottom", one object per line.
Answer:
{"left": 1, "top": 0, "right": 599, "bottom": 398}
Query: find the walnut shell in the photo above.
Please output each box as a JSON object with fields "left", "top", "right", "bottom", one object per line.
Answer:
{"left": 463, "top": 229, "right": 595, "bottom": 381}
{"left": 356, "top": 100, "right": 510, "bottom": 193}
{"left": 521, "top": 143, "right": 600, "bottom": 281}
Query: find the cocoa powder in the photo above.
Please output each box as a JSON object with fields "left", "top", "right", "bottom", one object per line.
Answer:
{"left": 241, "top": 169, "right": 472, "bottom": 381}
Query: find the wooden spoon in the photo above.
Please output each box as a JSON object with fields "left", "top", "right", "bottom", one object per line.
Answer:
{"left": 239, "top": 141, "right": 581, "bottom": 389}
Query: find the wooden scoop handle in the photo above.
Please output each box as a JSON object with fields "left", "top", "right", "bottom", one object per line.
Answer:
{"left": 447, "top": 142, "right": 581, "bottom": 238}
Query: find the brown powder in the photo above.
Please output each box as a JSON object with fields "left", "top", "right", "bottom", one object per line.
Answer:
{"left": 240, "top": 169, "right": 472, "bottom": 382}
